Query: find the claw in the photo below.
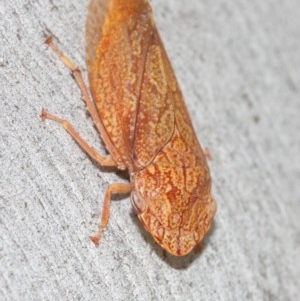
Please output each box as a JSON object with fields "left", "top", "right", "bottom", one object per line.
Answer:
{"left": 89, "top": 235, "right": 100, "bottom": 246}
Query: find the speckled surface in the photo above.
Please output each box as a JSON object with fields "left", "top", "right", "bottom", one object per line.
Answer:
{"left": 1, "top": 0, "right": 299, "bottom": 300}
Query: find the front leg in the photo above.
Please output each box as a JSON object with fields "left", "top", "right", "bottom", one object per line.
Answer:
{"left": 90, "top": 183, "right": 132, "bottom": 246}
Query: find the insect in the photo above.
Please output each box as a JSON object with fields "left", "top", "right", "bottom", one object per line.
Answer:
{"left": 41, "top": 0, "right": 216, "bottom": 256}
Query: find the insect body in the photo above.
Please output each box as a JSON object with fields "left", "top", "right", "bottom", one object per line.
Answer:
{"left": 42, "top": 0, "right": 216, "bottom": 256}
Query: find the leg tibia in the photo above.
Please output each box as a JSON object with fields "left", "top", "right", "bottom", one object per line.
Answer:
{"left": 89, "top": 183, "right": 131, "bottom": 246}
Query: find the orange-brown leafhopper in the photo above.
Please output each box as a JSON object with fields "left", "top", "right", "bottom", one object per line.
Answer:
{"left": 42, "top": 0, "right": 216, "bottom": 256}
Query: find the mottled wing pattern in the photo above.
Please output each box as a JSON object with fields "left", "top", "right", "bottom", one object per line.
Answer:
{"left": 135, "top": 27, "right": 205, "bottom": 166}
{"left": 86, "top": 0, "right": 204, "bottom": 171}
{"left": 86, "top": 1, "right": 176, "bottom": 170}
{"left": 85, "top": 0, "right": 129, "bottom": 169}
{"left": 85, "top": 0, "right": 109, "bottom": 73}
{"left": 133, "top": 28, "right": 176, "bottom": 168}
{"left": 157, "top": 34, "right": 205, "bottom": 160}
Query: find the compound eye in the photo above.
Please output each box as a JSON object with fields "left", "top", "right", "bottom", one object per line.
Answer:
{"left": 131, "top": 191, "right": 147, "bottom": 214}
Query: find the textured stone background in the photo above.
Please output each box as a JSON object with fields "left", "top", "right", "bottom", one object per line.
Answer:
{"left": 1, "top": 0, "right": 299, "bottom": 300}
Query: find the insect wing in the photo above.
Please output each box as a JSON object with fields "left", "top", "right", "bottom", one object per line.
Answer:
{"left": 86, "top": 0, "right": 185, "bottom": 170}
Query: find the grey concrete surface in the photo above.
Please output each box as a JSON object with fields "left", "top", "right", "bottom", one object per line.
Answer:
{"left": 1, "top": 0, "right": 299, "bottom": 300}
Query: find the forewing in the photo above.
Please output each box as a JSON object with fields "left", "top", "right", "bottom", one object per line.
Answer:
{"left": 86, "top": 0, "right": 202, "bottom": 171}
{"left": 135, "top": 30, "right": 205, "bottom": 166}
{"left": 132, "top": 29, "right": 176, "bottom": 168}
{"left": 159, "top": 36, "right": 205, "bottom": 159}
{"left": 85, "top": 0, "right": 109, "bottom": 75}
{"left": 86, "top": 1, "right": 176, "bottom": 170}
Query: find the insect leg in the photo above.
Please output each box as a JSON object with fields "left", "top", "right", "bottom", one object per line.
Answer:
{"left": 89, "top": 183, "right": 132, "bottom": 246}
{"left": 44, "top": 37, "right": 118, "bottom": 163}
{"left": 41, "top": 109, "right": 116, "bottom": 167}
{"left": 203, "top": 147, "right": 212, "bottom": 160}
